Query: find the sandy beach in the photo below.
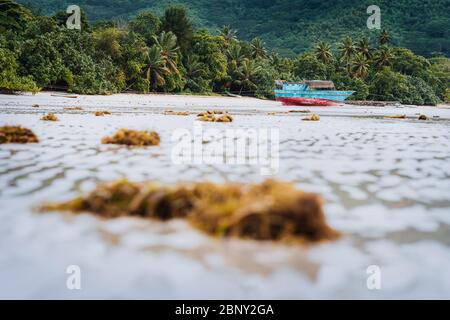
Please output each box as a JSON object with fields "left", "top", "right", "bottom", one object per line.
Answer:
{"left": 2, "top": 91, "right": 449, "bottom": 118}
{"left": 1, "top": 92, "right": 450, "bottom": 299}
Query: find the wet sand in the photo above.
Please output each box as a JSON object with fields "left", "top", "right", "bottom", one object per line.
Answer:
{"left": 1, "top": 92, "right": 450, "bottom": 299}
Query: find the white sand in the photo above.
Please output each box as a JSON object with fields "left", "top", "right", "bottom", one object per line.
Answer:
{"left": 2, "top": 91, "right": 450, "bottom": 118}
{"left": 1, "top": 92, "right": 450, "bottom": 299}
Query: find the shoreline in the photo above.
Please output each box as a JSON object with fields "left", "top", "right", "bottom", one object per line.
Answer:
{"left": 2, "top": 90, "right": 449, "bottom": 107}
{"left": 1, "top": 92, "right": 449, "bottom": 121}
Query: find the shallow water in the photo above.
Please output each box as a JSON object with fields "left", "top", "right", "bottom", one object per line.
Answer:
{"left": 1, "top": 93, "right": 450, "bottom": 299}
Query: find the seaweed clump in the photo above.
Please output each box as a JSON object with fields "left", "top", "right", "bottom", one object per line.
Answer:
{"left": 41, "top": 113, "right": 58, "bottom": 121}
{"left": 40, "top": 179, "right": 339, "bottom": 243}
{"left": 41, "top": 180, "right": 193, "bottom": 220}
{"left": 190, "top": 180, "right": 339, "bottom": 242}
{"left": 302, "top": 114, "right": 320, "bottom": 121}
{"left": 197, "top": 110, "right": 233, "bottom": 122}
{"left": 385, "top": 114, "right": 406, "bottom": 119}
{"left": 101, "top": 129, "right": 160, "bottom": 146}
{"left": 0, "top": 126, "right": 39, "bottom": 144}
{"left": 64, "top": 106, "right": 83, "bottom": 111}
{"left": 164, "top": 110, "right": 190, "bottom": 116}
{"left": 95, "top": 111, "right": 112, "bottom": 116}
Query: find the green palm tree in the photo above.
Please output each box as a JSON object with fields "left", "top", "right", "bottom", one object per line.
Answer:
{"left": 184, "top": 55, "right": 208, "bottom": 92}
{"left": 269, "top": 53, "right": 294, "bottom": 79}
{"left": 338, "top": 37, "right": 355, "bottom": 74}
{"left": 226, "top": 43, "right": 244, "bottom": 85}
{"left": 339, "top": 37, "right": 355, "bottom": 61}
{"left": 143, "top": 45, "right": 170, "bottom": 91}
{"left": 315, "top": 41, "right": 333, "bottom": 64}
{"left": 152, "top": 31, "right": 180, "bottom": 74}
{"left": 356, "top": 37, "right": 371, "bottom": 59}
{"left": 352, "top": 53, "right": 370, "bottom": 78}
{"left": 219, "top": 25, "right": 237, "bottom": 43}
{"left": 227, "top": 42, "right": 244, "bottom": 63}
{"left": 374, "top": 46, "right": 393, "bottom": 70}
{"left": 185, "top": 55, "right": 206, "bottom": 78}
{"left": 379, "top": 29, "right": 391, "bottom": 46}
{"left": 250, "top": 38, "right": 268, "bottom": 59}
{"left": 237, "top": 58, "right": 262, "bottom": 93}
{"left": 269, "top": 53, "right": 281, "bottom": 66}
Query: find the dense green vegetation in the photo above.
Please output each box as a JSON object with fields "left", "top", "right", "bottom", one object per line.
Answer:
{"left": 17, "top": 0, "right": 450, "bottom": 57}
{"left": 1, "top": 0, "right": 449, "bottom": 105}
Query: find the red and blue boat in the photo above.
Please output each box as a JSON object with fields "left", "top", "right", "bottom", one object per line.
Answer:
{"left": 275, "top": 81, "right": 354, "bottom": 106}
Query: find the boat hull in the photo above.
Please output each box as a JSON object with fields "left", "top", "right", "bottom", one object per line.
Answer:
{"left": 276, "top": 97, "right": 338, "bottom": 107}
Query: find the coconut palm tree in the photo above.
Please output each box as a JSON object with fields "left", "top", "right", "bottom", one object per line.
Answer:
{"left": 250, "top": 38, "right": 268, "bottom": 59}
{"left": 185, "top": 55, "right": 206, "bottom": 79}
{"left": 269, "top": 53, "right": 294, "bottom": 79}
{"left": 269, "top": 53, "right": 281, "bottom": 66}
{"left": 184, "top": 55, "right": 208, "bottom": 92}
{"left": 227, "top": 44, "right": 244, "bottom": 87}
{"left": 315, "top": 41, "right": 333, "bottom": 64}
{"left": 379, "top": 29, "right": 391, "bottom": 46}
{"left": 352, "top": 53, "right": 370, "bottom": 78}
{"left": 374, "top": 46, "right": 393, "bottom": 70}
{"left": 152, "top": 31, "right": 180, "bottom": 74}
{"left": 338, "top": 37, "right": 356, "bottom": 74}
{"left": 227, "top": 42, "right": 244, "bottom": 64}
{"left": 143, "top": 45, "right": 170, "bottom": 91}
{"left": 236, "top": 58, "right": 262, "bottom": 93}
{"left": 356, "top": 37, "right": 371, "bottom": 59}
{"left": 227, "top": 43, "right": 244, "bottom": 84}
{"left": 220, "top": 25, "right": 237, "bottom": 43}
{"left": 339, "top": 37, "right": 355, "bottom": 61}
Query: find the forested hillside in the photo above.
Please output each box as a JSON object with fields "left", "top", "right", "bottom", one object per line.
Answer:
{"left": 17, "top": 0, "right": 450, "bottom": 57}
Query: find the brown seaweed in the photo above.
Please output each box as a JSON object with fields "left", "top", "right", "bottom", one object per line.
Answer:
{"left": 40, "top": 179, "right": 340, "bottom": 243}
{"left": 385, "top": 114, "right": 406, "bottom": 119}
{"left": 197, "top": 110, "right": 225, "bottom": 116}
{"left": 189, "top": 180, "right": 339, "bottom": 242}
{"left": 164, "top": 110, "right": 190, "bottom": 116}
{"left": 41, "top": 113, "right": 58, "bottom": 121}
{"left": 197, "top": 110, "right": 233, "bottom": 122}
{"left": 302, "top": 114, "right": 320, "bottom": 121}
{"left": 0, "top": 126, "right": 39, "bottom": 144}
{"left": 41, "top": 180, "right": 193, "bottom": 220}
{"left": 101, "top": 129, "right": 160, "bottom": 146}
{"left": 95, "top": 111, "right": 112, "bottom": 116}
{"left": 418, "top": 115, "right": 428, "bottom": 120}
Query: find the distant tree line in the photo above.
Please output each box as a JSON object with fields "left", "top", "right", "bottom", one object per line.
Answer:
{"left": 1, "top": 0, "right": 449, "bottom": 105}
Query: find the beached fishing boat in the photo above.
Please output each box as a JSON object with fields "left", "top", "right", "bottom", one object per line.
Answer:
{"left": 275, "top": 81, "right": 354, "bottom": 106}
